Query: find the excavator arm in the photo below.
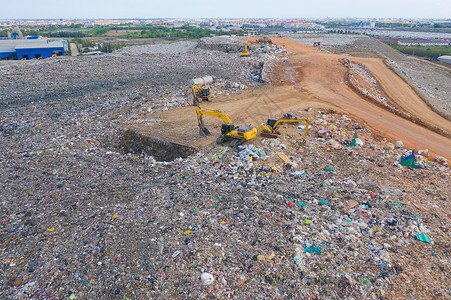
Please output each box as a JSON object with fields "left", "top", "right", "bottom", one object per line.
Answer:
{"left": 196, "top": 106, "right": 257, "bottom": 146}
{"left": 192, "top": 85, "right": 200, "bottom": 105}
{"left": 196, "top": 106, "right": 233, "bottom": 137}
{"left": 261, "top": 117, "right": 310, "bottom": 140}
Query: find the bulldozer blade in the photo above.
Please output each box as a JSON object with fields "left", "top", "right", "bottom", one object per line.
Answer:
{"left": 199, "top": 128, "right": 211, "bottom": 137}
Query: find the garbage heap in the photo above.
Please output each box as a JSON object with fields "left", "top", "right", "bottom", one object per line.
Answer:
{"left": 196, "top": 36, "right": 247, "bottom": 53}
{"left": 1, "top": 108, "right": 449, "bottom": 299}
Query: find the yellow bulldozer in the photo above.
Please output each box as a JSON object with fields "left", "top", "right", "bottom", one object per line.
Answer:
{"left": 189, "top": 76, "right": 214, "bottom": 106}
{"left": 196, "top": 106, "right": 257, "bottom": 146}
{"left": 261, "top": 117, "right": 310, "bottom": 140}
{"left": 256, "top": 37, "right": 272, "bottom": 44}
{"left": 192, "top": 84, "right": 212, "bottom": 105}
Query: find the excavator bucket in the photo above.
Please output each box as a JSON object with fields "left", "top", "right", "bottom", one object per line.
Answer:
{"left": 197, "top": 113, "right": 211, "bottom": 137}
{"left": 199, "top": 127, "right": 211, "bottom": 137}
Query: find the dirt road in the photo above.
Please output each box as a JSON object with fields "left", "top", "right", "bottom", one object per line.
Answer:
{"left": 351, "top": 56, "right": 450, "bottom": 130}
{"left": 133, "top": 38, "right": 451, "bottom": 160}
{"left": 69, "top": 43, "right": 78, "bottom": 57}
{"left": 271, "top": 37, "right": 451, "bottom": 159}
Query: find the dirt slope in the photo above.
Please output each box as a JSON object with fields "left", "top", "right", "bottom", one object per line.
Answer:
{"left": 270, "top": 37, "right": 451, "bottom": 159}
{"left": 351, "top": 57, "right": 451, "bottom": 128}
{"left": 134, "top": 37, "right": 451, "bottom": 160}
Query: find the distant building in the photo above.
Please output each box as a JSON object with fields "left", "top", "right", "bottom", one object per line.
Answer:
{"left": 283, "top": 22, "right": 325, "bottom": 30}
{"left": 0, "top": 38, "right": 67, "bottom": 60}
{"left": 242, "top": 23, "right": 265, "bottom": 28}
{"left": 437, "top": 55, "right": 451, "bottom": 64}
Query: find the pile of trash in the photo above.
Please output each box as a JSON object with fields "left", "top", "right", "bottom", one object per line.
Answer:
{"left": 0, "top": 40, "right": 450, "bottom": 299}
{"left": 237, "top": 144, "right": 271, "bottom": 161}
{"left": 0, "top": 40, "right": 274, "bottom": 111}
{"left": 348, "top": 63, "right": 389, "bottom": 106}
{"left": 1, "top": 109, "right": 449, "bottom": 299}
{"left": 195, "top": 36, "right": 246, "bottom": 53}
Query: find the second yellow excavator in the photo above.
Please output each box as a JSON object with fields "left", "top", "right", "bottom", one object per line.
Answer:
{"left": 241, "top": 40, "right": 249, "bottom": 57}
{"left": 261, "top": 117, "right": 310, "bottom": 140}
{"left": 196, "top": 106, "right": 257, "bottom": 146}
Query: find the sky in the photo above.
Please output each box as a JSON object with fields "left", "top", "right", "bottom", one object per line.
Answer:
{"left": 1, "top": 0, "right": 450, "bottom": 19}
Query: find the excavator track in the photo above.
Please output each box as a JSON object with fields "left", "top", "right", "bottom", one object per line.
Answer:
{"left": 216, "top": 135, "right": 228, "bottom": 145}
{"left": 260, "top": 131, "right": 279, "bottom": 139}
{"left": 230, "top": 138, "right": 247, "bottom": 147}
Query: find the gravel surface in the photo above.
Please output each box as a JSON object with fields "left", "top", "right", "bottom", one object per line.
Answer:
{"left": 0, "top": 40, "right": 265, "bottom": 111}
{"left": 112, "top": 41, "right": 196, "bottom": 56}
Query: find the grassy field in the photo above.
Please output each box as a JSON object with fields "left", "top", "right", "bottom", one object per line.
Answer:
{"left": 386, "top": 43, "right": 451, "bottom": 59}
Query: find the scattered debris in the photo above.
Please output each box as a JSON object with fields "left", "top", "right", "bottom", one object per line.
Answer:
{"left": 0, "top": 38, "right": 449, "bottom": 300}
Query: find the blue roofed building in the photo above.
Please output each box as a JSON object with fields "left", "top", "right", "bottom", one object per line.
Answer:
{"left": 0, "top": 38, "right": 68, "bottom": 60}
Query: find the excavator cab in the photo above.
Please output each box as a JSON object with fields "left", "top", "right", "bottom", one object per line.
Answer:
{"left": 202, "top": 87, "right": 210, "bottom": 98}
{"left": 266, "top": 118, "right": 278, "bottom": 130}
{"left": 221, "top": 123, "right": 235, "bottom": 135}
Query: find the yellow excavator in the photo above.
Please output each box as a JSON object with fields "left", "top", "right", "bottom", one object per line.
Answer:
{"left": 241, "top": 40, "right": 249, "bottom": 57}
{"left": 192, "top": 84, "right": 212, "bottom": 105}
{"left": 196, "top": 106, "right": 257, "bottom": 146}
{"left": 261, "top": 117, "right": 310, "bottom": 140}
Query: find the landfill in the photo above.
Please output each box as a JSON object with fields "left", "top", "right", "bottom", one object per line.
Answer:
{"left": 0, "top": 38, "right": 450, "bottom": 300}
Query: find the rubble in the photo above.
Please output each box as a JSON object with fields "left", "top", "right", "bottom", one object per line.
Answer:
{"left": 0, "top": 40, "right": 274, "bottom": 112}
{"left": 395, "top": 140, "right": 404, "bottom": 149}
{"left": 195, "top": 36, "right": 246, "bottom": 53}
{"left": 201, "top": 272, "right": 214, "bottom": 286}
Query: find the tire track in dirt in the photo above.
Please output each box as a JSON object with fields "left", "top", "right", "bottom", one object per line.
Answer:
{"left": 351, "top": 57, "right": 451, "bottom": 127}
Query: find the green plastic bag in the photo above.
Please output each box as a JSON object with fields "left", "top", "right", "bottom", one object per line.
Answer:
{"left": 416, "top": 232, "right": 431, "bottom": 243}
